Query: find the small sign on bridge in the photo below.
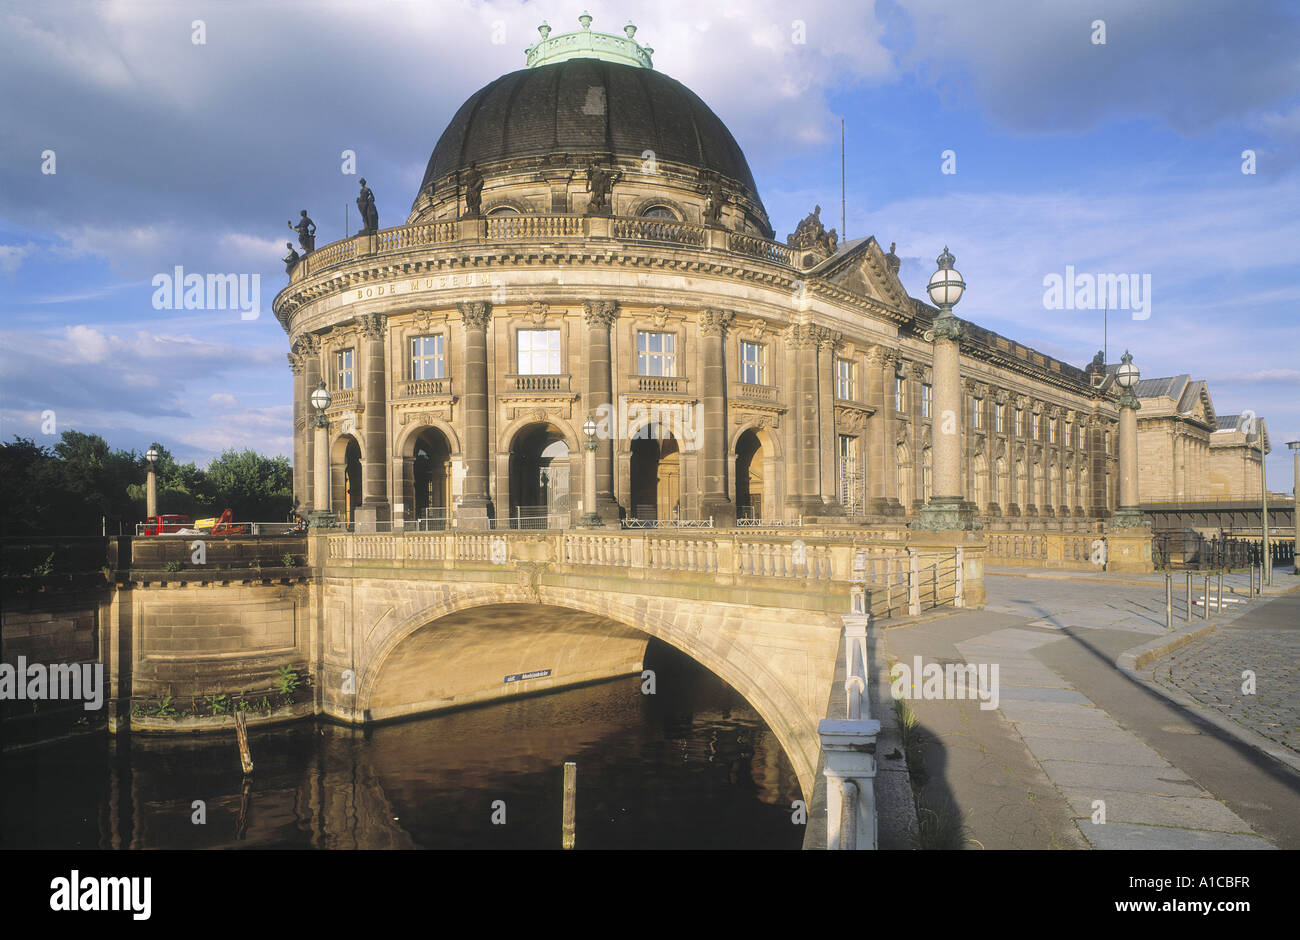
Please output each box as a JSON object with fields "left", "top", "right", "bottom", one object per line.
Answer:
{"left": 504, "top": 669, "right": 552, "bottom": 683}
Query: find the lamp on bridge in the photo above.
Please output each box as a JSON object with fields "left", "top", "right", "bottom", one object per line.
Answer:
{"left": 579, "top": 413, "right": 603, "bottom": 527}
{"left": 145, "top": 445, "right": 159, "bottom": 519}
{"left": 916, "top": 247, "right": 976, "bottom": 530}
{"left": 1109, "top": 350, "right": 1148, "bottom": 530}
{"left": 308, "top": 382, "right": 338, "bottom": 528}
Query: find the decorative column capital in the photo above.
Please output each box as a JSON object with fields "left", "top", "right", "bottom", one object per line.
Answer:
{"left": 700, "top": 307, "right": 735, "bottom": 337}
{"left": 287, "top": 351, "right": 305, "bottom": 375}
{"left": 929, "top": 313, "right": 964, "bottom": 342}
{"left": 457, "top": 301, "right": 493, "bottom": 331}
{"left": 358, "top": 312, "right": 387, "bottom": 339}
{"left": 582, "top": 299, "right": 619, "bottom": 327}
{"left": 1118, "top": 390, "right": 1141, "bottom": 410}
{"left": 292, "top": 332, "right": 321, "bottom": 356}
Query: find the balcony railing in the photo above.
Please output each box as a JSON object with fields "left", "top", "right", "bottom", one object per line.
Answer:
{"left": 611, "top": 217, "right": 707, "bottom": 246}
{"left": 504, "top": 373, "right": 570, "bottom": 393}
{"left": 399, "top": 377, "right": 453, "bottom": 398}
{"left": 486, "top": 214, "right": 588, "bottom": 239}
{"left": 735, "top": 382, "right": 778, "bottom": 402}
{"left": 629, "top": 374, "right": 689, "bottom": 395}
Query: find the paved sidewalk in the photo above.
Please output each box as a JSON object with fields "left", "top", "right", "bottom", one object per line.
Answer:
{"left": 877, "top": 572, "right": 1300, "bottom": 849}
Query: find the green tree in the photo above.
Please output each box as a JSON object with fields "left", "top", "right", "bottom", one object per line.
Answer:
{"left": 204, "top": 448, "right": 293, "bottom": 521}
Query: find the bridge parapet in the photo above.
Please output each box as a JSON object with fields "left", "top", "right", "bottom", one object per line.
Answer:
{"left": 317, "top": 528, "right": 986, "bottom": 615}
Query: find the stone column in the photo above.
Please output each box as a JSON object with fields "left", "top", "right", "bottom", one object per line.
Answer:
{"left": 457, "top": 301, "right": 492, "bottom": 528}
{"left": 288, "top": 350, "right": 307, "bottom": 515}
{"left": 918, "top": 310, "right": 973, "bottom": 529}
{"left": 583, "top": 300, "right": 620, "bottom": 522}
{"left": 299, "top": 334, "right": 322, "bottom": 512}
{"left": 863, "top": 348, "right": 894, "bottom": 514}
{"left": 352, "top": 314, "right": 390, "bottom": 532}
{"left": 1110, "top": 379, "right": 1149, "bottom": 530}
{"left": 699, "top": 307, "right": 736, "bottom": 526}
{"left": 1289, "top": 441, "right": 1300, "bottom": 574}
{"left": 145, "top": 465, "right": 157, "bottom": 519}
{"left": 818, "top": 331, "right": 844, "bottom": 516}
{"left": 1173, "top": 430, "right": 1185, "bottom": 498}
{"left": 792, "top": 325, "right": 826, "bottom": 516}
{"left": 313, "top": 420, "right": 330, "bottom": 520}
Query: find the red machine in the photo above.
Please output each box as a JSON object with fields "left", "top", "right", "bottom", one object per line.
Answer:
{"left": 142, "top": 514, "right": 191, "bottom": 535}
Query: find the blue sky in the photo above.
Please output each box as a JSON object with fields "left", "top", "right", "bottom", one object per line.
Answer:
{"left": 1, "top": 0, "right": 1297, "bottom": 486}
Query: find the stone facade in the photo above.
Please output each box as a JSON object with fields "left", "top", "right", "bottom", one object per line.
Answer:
{"left": 272, "top": 36, "right": 1131, "bottom": 533}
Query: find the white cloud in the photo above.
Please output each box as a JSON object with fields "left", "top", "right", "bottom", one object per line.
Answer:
{"left": 0, "top": 242, "right": 35, "bottom": 276}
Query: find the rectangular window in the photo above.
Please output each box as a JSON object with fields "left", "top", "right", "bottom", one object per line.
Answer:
{"left": 410, "top": 334, "right": 445, "bottom": 380}
{"left": 837, "top": 434, "right": 862, "bottom": 515}
{"left": 894, "top": 374, "right": 905, "bottom": 412}
{"left": 1032, "top": 414, "right": 1041, "bottom": 440}
{"left": 335, "top": 348, "right": 354, "bottom": 390}
{"left": 1049, "top": 418, "right": 1058, "bottom": 444}
{"left": 636, "top": 331, "right": 676, "bottom": 377}
{"left": 740, "top": 341, "right": 767, "bottom": 385}
{"left": 972, "top": 396, "right": 984, "bottom": 429}
{"left": 921, "top": 383, "right": 932, "bottom": 418}
{"left": 1015, "top": 407, "right": 1024, "bottom": 436}
{"left": 517, "top": 329, "right": 562, "bottom": 375}
{"left": 995, "top": 403, "right": 1005, "bottom": 433}
{"left": 836, "top": 359, "right": 855, "bottom": 401}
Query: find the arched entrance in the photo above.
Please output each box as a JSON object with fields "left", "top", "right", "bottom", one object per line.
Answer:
{"left": 331, "top": 435, "right": 363, "bottom": 523}
{"left": 735, "top": 429, "right": 765, "bottom": 520}
{"left": 508, "top": 423, "right": 571, "bottom": 528}
{"left": 412, "top": 427, "right": 452, "bottom": 529}
{"left": 630, "top": 426, "right": 679, "bottom": 521}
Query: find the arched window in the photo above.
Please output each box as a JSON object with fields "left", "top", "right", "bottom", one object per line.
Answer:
{"left": 640, "top": 205, "right": 677, "bottom": 220}
{"left": 488, "top": 205, "right": 520, "bottom": 216}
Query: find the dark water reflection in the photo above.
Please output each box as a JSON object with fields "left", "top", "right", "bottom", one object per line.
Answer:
{"left": 2, "top": 641, "right": 803, "bottom": 849}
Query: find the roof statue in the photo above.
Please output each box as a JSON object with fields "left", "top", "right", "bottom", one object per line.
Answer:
{"left": 787, "top": 205, "right": 838, "bottom": 255}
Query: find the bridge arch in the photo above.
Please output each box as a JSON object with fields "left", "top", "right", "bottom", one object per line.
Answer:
{"left": 352, "top": 582, "right": 824, "bottom": 799}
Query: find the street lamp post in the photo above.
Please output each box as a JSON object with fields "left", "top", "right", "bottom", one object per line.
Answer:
{"left": 145, "top": 446, "right": 159, "bottom": 519}
{"left": 579, "top": 414, "right": 603, "bottom": 527}
{"left": 1109, "top": 351, "right": 1148, "bottom": 529}
{"left": 1257, "top": 429, "right": 1270, "bottom": 584}
{"left": 917, "top": 247, "right": 975, "bottom": 530}
{"left": 1288, "top": 441, "right": 1299, "bottom": 576}
{"left": 308, "top": 382, "right": 337, "bottom": 528}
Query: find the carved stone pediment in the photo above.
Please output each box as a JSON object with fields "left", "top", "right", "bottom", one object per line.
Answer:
{"left": 398, "top": 406, "right": 454, "bottom": 427}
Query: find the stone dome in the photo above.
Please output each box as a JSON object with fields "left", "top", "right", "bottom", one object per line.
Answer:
{"left": 417, "top": 57, "right": 764, "bottom": 211}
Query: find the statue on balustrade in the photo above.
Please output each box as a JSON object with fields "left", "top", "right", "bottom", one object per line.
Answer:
{"left": 356, "top": 178, "right": 379, "bottom": 234}
{"left": 462, "top": 163, "right": 484, "bottom": 217}
{"left": 283, "top": 242, "right": 300, "bottom": 275}
{"left": 585, "top": 161, "right": 620, "bottom": 214}
{"left": 288, "top": 209, "right": 316, "bottom": 252}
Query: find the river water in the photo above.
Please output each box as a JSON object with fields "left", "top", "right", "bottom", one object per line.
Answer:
{"left": 1, "top": 641, "right": 804, "bottom": 850}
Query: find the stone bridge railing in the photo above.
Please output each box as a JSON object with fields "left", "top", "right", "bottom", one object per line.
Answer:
{"left": 319, "top": 529, "right": 985, "bottom": 616}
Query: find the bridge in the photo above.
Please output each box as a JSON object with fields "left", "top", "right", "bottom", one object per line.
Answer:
{"left": 1139, "top": 496, "right": 1296, "bottom": 534}
{"left": 0, "top": 526, "right": 988, "bottom": 847}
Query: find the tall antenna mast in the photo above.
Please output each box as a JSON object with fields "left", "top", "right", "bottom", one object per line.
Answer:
{"left": 840, "top": 118, "right": 846, "bottom": 240}
{"left": 1103, "top": 296, "right": 1108, "bottom": 367}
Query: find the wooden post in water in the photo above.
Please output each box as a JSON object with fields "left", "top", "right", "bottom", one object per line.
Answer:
{"left": 235, "top": 709, "right": 254, "bottom": 775}
{"left": 561, "top": 761, "right": 577, "bottom": 850}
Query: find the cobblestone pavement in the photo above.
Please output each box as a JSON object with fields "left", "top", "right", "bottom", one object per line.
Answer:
{"left": 1151, "top": 594, "right": 1300, "bottom": 757}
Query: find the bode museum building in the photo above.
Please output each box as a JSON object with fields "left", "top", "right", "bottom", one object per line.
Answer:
{"left": 273, "top": 15, "right": 1182, "bottom": 534}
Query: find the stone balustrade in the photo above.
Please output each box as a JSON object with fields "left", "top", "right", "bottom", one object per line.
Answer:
{"left": 286, "top": 214, "right": 803, "bottom": 287}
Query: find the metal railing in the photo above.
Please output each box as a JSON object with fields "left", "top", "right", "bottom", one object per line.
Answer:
{"left": 1154, "top": 532, "right": 1295, "bottom": 571}
{"left": 622, "top": 517, "right": 714, "bottom": 529}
